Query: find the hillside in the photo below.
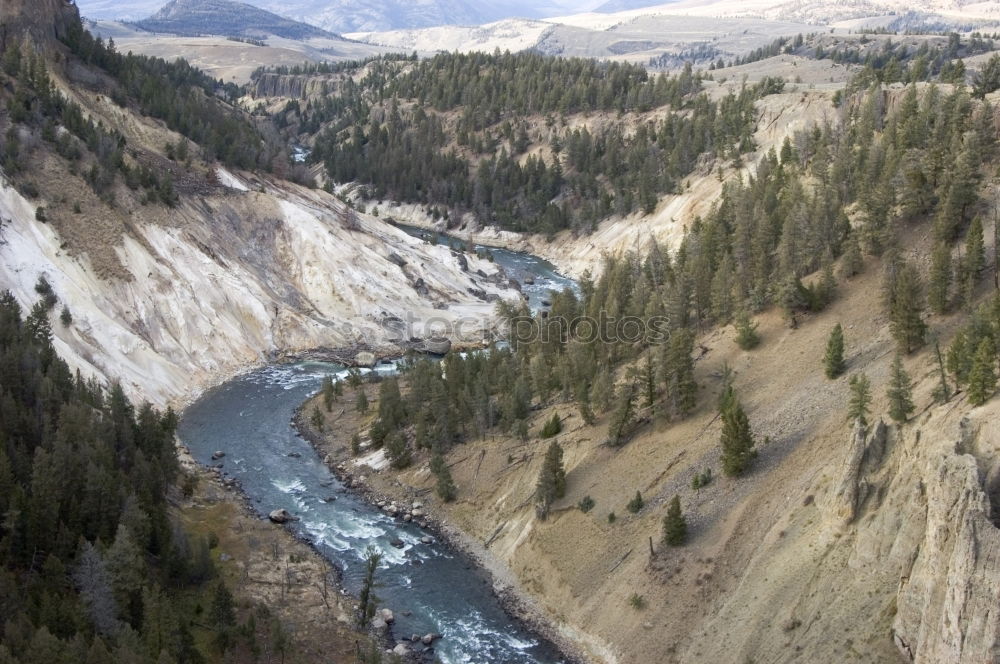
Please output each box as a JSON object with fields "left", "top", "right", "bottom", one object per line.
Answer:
{"left": 294, "top": 70, "right": 1000, "bottom": 663}
{"left": 136, "top": 0, "right": 338, "bottom": 39}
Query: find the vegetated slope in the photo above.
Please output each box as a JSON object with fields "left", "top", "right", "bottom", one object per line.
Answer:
{"left": 296, "top": 70, "right": 1000, "bottom": 663}
{"left": 0, "top": 7, "right": 515, "bottom": 407}
{"left": 257, "top": 31, "right": 996, "bottom": 262}
{"left": 136, "top": 0, "right": 338, "bottom": 40}
{"left": 256, "top": 52, "right": 783, "bottom": 236}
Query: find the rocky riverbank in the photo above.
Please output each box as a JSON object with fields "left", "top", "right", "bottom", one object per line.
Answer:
{"left": 292, "top": 385, "right": 589, "bottom": 664}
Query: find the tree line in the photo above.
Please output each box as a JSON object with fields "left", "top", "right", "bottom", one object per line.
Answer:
{"left": 0, "top": 290, "right": 275, "bottom": 663}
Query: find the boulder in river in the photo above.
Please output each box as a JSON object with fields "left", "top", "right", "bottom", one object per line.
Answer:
{"left": 268, "top": 509, "right": 295, "bottom": 524}
{"left": 211, "top": 450, "right": 225, "bottom": 460}
{"left": 422, "top": 633, "right": 441, "bottom": 645}
{"left": 380, "top": 608, "right": 395, "bottom": 623}
{"left": 423, "top": 337, "right": 451, "bottom": 354}
{"left": 390, "top": 538, "right": 405, "bottom": 549}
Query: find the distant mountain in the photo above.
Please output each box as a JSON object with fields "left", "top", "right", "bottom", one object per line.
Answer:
{"left": 593, "top": 0, "right": 1000, "bottom": 23}
{"left": 78, "top": 0, "right": 577, "bottom": 30}
{"left": 136, "top": 0, "right": 337, "bottom": 39}
{"left": 263, "top": 0, "right": 559, "bottom": 33}
{"left": 594, "top": 0, "right": 679, "bottom": 12}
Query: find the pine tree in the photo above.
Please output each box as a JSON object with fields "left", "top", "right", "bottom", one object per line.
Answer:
{"left": 536, "top": 440, "right": 567, "bottom": 518}
{"left": 824, "top": 323, "right": 846, "bottom": 379}
{"left": 967, "top": 338, "right": 998, "bottom": 406}
{"left": 321, "top": 375, "right": 336, "bottom": 411}
{"left": 606, "top": 380, "right": 637, "bottom": 447}
{"left": 886, "top": 353, "right": 915, "bottom": 423}
{"left": 887, "top": 260, "right": 927, "bottom": 353}
{"left": 948, "top": 331, "right": 973, "bottom": 386}
{"left": 626, "top": 490, "right": 644, "bottom": 514}
{"left": 310, "top": 406, "right": 325, "bottom": 432}
{"left": 664, "top": 328, "right": 697, "bottom": 419}
{"left": 816, "top": 259, "right": 837, "bottom": 307}
{"left": 848, "top": 373, "right": 872, "bottom": 425}
{"left": 642, "top": 355, "right": 656, "bottom": 408}
{"left": 965, "top": 216, "right": 986, "bottom": 277}
{"left": 355, "top": 389, "right": 368, "bottom": 414}
{"left": 661, "top": 495, "right": 687, "bottom": 547}
{"left": 932, "top": 338, "right": 952, "bottom": 403}
{"left": 574, "top": 379, "right": 595, "bottom": 425}
{"left": 540, "top": 412, "right": 562, "bottom": 438}
{"left": 430, "top": 451, "right": 457, "bottom": 502}
{"left": 357, "top": 546, "right": 382, "bottom": 629}
{"left": 720, "top": 398, "right": 756, "bottom": 477}
{"left": 928, "top": 241, "right": 953, "bottom": 314}
{"left": 385, "top": 431, "right": 411, "bottom": 469}
{"left": 839, "top": 232, "right": 863, "bottom": 279}
{"left": 733, "top": 311, "right": 760, "bottom": 350}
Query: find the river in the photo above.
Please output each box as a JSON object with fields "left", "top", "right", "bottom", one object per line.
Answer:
{"left": 395, "top": 223, "right": 578, "bottom": 310}
{"left": 178, "top": 236, "right": 577, "bottom": 664}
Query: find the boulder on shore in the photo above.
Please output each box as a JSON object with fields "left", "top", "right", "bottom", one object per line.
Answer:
{"left": 268, "top": 509, "right": 295, "bottom": 524}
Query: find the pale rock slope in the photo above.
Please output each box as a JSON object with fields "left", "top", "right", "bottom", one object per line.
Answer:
{"left": 0, "top": 169, "right": 512, "bottom": 408}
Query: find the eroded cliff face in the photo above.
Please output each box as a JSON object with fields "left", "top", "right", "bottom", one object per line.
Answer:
{"left": 0, "top": 0, "right": 78, "bottom": 48}
{"left": 891, "top": 414, "right": 1000, "bottom": 663}
{"left": 0, "top": 169, "right": 514, "bottom": 407}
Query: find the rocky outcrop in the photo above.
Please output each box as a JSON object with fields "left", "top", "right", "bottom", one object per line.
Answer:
{"left": 892, "top": 417, "right": 1000, "bottom": 663}
{"left": 827, "top": 410, "right": 1000, "bottom": 663}
{"left": 831, "top": 418, "right": 887, "bottom": 526}
{"left": 251, "top": 73, "right": 337, "bottom": 99}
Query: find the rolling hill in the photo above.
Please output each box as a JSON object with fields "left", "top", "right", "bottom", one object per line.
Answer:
{"left": 136, "top": 0, "right": 339, "bottom": 38}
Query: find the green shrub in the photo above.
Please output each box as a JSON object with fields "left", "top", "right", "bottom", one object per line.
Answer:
{"left": 626, "top": 490, "right": 644, "bottom": 514}
{"left": 540, "top": 412, "right": 562, "bottom": 438}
